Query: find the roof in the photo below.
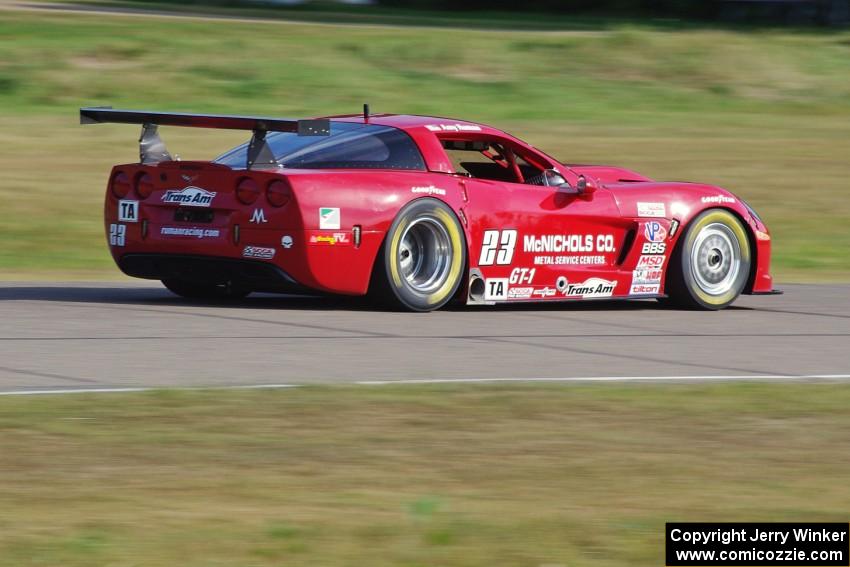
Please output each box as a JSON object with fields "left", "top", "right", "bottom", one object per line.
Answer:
{"left": 329, "top": 113, "right": 507, "bottom": 137}
{"left": 325, "top": 113, "right": 530, "bottom": 174}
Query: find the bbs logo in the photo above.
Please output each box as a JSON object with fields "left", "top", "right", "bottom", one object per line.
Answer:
{"left": 642, "top": 242, "right": 666, "bottom": 254}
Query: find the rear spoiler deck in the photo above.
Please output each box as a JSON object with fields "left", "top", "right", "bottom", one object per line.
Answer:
{"left": 80, "top": 107, "right": 330, "bottom": 169}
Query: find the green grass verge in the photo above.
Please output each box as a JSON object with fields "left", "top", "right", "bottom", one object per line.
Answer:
{"left": 0, "top": 8, "right": 848, "bottom": 279}
{"left": 1, "top": 383, "right": 849, "bottom": 566}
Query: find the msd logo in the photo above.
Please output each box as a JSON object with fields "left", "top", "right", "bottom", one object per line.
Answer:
{"left": 162, "top": 186, "right": 216, "bottom": 207}
{"left": 637, "top": 255, "right": 665, "bottom": 269}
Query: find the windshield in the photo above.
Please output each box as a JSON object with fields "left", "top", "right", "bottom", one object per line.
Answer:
{"left": 215, "top": 122, "right": 425, "bottom": 171}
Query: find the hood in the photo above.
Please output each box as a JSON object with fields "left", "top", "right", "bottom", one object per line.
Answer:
{"left": 565, "top": 164, "right": 653, "bottom": 184}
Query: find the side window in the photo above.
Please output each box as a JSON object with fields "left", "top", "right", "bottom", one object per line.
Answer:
{"left": 283, "top": 127, "right": 425, "bottom": 170}
{"left": 441, "top": 139, "right": 545, "bottom": 184}
{"left": 442, "top": 140, "right": 519, "bottom": 183}
{"left": 215, "top": 123, "right": 426, "bottom": 171}
{"left": 514, "top": 152, "right": 545, "bottom": 186}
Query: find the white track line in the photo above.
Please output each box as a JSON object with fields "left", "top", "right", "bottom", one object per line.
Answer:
{"left": 0, "top": 384, "right": 301, "bottom": 396}
{"left": 0, "top": 387, "right": 151, "bottom": 396}
{"left": 356, "top": 374, "right": 850, "bottom": 385}
{"left": 0, "top": 374, "right": 849, "bottom": 396}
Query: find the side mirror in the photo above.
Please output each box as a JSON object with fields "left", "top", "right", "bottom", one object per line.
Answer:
{"left": 576, "top": 175, "right": 597, "bottom": 195}
{"left": 541, "top": 168, "right": 568, "bottom": 188}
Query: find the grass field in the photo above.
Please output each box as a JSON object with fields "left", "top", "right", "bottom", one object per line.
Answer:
{"left": 0, "top": 6, "right": 849, "bottom": 279}
{"left": 1, "top": 383, "right": 849, "bottom": 566}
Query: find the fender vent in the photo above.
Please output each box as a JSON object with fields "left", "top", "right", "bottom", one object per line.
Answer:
{"left": 616, "top": 228, "right": 636, "bottom": 266}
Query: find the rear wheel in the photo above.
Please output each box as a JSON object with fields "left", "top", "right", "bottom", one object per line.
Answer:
{"left": 664, "top": 208, "right": 751, "bottom": 310}
{"left": 161, "top": 278, "right": 251, "bottom": 300}
{"left": 372, "top": 198, "right": 466, "bottom": 312}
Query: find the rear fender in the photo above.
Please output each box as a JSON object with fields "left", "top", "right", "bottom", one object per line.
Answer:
{"left": 287, "top": 172, "right": 467, "bottom": 295}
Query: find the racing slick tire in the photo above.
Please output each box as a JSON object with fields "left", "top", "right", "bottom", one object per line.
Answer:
{"left": 372, "top": 198, "right": 466, "bottom": 312}
{"left": 161, "top": 278, "right": 251, "bottom": 300}
{"left": 663, "top": 208, "right": 751, "bottom": 310}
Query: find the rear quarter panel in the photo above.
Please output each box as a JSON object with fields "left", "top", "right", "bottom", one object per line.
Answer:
{"left": 284, "top": 170, "right": 466, "bottom": 294}
{"left": 103, "top": 164, "right": 467, "bottom": 295}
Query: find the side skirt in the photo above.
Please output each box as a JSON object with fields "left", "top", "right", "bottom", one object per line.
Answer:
{"left": 470, "top": 294, "right": 667, "bottom": 306}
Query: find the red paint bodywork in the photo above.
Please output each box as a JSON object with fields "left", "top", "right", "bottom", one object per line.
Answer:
{"left": 104, "top": 114, "right": 774, "bottom": 302}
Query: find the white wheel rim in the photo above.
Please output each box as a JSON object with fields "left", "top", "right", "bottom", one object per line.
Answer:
{"left": 398, "top": 216, "right": 452, "bottom": 294}
{"left": 690, "top": 222, "right": 741, "bottom": 296}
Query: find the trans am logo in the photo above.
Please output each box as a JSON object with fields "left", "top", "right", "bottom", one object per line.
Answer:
{"left": 162, "top": 186, "right": 216, "bottom": 207}
{"left": 644, "top": 221, "right": 667, "bottom": 243}
{"left": 558, "top": 277, "right": 616, "bottom": 299}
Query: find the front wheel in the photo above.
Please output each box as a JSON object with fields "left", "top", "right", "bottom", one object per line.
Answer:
{"left": 371, "top": 198, "right": 466, "bottom": 312}
{"left": 664, "top": 208, "right": 751, "bottom": 310}
{"left": 161, "top": 279, "right": 251, "bottom": 300}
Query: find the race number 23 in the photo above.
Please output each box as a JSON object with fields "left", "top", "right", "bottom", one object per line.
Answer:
{"left": 479, "top": 229, "right": 517, "bottom": 266}
{"left": 109, "top": 223, "right": 126, "bottom": 247}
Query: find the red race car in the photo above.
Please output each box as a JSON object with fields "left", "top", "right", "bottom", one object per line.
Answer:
{"left": 81, "top": 106, "right": 777, "bottom": 311}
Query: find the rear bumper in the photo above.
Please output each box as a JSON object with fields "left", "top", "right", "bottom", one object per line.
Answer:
{"left": 118, "top": 254, "right": 310, "bottom": 294}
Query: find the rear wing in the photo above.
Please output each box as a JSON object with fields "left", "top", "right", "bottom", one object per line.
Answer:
{"left": 80, "top": 107, "right": 330, "bottom": 169}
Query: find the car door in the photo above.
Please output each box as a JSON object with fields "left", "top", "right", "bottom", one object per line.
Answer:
{"left": 457, "top": 157, "right": 633, "bottom": 302}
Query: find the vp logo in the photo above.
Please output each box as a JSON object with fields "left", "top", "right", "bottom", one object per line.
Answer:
{"left": 644, "top": 221, "right": 667, "bottom": 243}
{"left": 250, "top": 209, "right": 268, "bottom": 224}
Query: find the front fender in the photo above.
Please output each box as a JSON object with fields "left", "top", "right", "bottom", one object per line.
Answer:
{"left": 674, "top": 186, "right": 773, "bottom": 294}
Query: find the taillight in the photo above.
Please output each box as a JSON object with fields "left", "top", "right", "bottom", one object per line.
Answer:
{"left": 134, "top": 172, "right": 154, "bottom": 199}
{"left": 236, "top": 177, "right": 260, "bottom": 205}
{"left": 267, "top": 179, "right": 292, "bottom": 208}
{"left": 110, "top": 171, "right": 131, "bottom": 199}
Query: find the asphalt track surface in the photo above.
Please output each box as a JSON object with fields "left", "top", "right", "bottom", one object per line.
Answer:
{"left": 0, "top": 281, "right": 848, "bottom": 393}
{"left": 5, "top": 2, "right": 607, "bottom": 34}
